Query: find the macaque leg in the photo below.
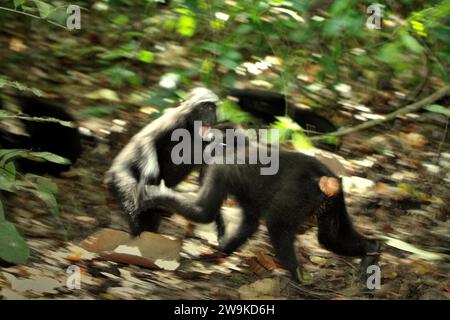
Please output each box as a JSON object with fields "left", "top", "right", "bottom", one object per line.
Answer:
{"left": 266, "top": 217, "right": 299, "bottom": 281}
{"left": 316, "top": 177, "right": 381, "bottom": 278}
{"left": 215, "top": 214, "right": 225, "bottom": 240}
{"left": 132, "top": 209, "right": 165, "bottom": 234}
{"left": 218, "top": 214, "right": 259, "bottom": 254}
{"left": 144, "top": 169, "right": 227, "bottom": 223}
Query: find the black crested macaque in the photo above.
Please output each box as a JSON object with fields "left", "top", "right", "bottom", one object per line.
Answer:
{"left": 145, "top": 125, "right": 381, "bottom": 281}
{"left": 0, "top": 95, "right": 82, "bottom": 174}
{"left": 105, "top": 87, "right": 225, "bottom": 236}
{"left": 226, "top": 88, "right": 337, "bottom": 135}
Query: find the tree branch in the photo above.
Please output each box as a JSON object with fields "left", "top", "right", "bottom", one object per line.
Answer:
{"left": 311, "top": 84, "right": 450, "bottom": 141}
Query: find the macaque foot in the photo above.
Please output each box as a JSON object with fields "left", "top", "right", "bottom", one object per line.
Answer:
{"left": 358, "top": 240, "right": 382, "bottom": 281}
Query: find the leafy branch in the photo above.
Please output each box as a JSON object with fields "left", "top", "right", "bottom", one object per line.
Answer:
{"left": 0, "top": 110, "right": 76, "bottom": 128}
{"left": 0, "top": 5, "right": 67, "bottom": 30}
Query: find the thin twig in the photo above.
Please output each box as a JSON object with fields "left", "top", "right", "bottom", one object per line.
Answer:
{"left": 0, "top": 6, "right": 67, "bottom": 30}
{"left": 0, "top": 114, "right": 76, "bottom": 128}
{"left": 311, "top": 84, "right": 450, "bottom": 141}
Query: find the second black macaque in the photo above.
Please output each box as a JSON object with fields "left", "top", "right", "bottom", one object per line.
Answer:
{"left": 144, "top": 125, "right": 381, "bottom": 281}
{"left": 0, "top": 95, "right": 82, "bottom": 174}
{"left": 226, "top": 88, "right": 337, "bottom": 135}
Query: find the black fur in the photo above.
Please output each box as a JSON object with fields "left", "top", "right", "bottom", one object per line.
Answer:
{"left": 105, "top": 88, "right": 224, "bottom": 236}
{"left": 146, "top": 126, "right": 380, "bottom": 281}
{"left": 226, "top": 88, "right": 337, "bottom": 134}
{"left": 0, "top": 95, "right": 81, "bottom": 174}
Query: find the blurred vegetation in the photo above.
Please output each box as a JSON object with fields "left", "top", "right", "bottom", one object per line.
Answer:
{"left": 0, "top": 0, "right": 448, "bottom": 263}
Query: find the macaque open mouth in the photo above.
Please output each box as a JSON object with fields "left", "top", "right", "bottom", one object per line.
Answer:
{"left": 199, "top": 125, "right": 213, "bottom": 141}
{"left": 199, "top": 125, "right": 210, "bottom": 137}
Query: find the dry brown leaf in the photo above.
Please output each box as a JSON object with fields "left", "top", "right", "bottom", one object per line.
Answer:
{"left": 80, "top": 229, "right": 182, "bottom": 270}
{"left": 255, "top": 251, "right": 281, "bottom": 271}
{"left": 80, "top": 228, "right": 131, "bottom": 253}
{"left": 399, "top": 132, "right": 428, "bottom": 148}
{"left": 99, "top": 253, "right": 160, "bottom": 270}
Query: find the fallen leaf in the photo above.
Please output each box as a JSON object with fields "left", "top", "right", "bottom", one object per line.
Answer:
{"left": 154, "top": 259, "right": 180, "bottom": 271}
{"left": 238, "top": 278, "right": 282, "bottom": 299}
{"left": 85, "top": 89, "right": 120, "bottom": 102}
{"left": 255, "top": 251, "right": 280, "bottom": 271}
{"left": 75, "top": 216, "right": 97, "bottom": 224}
{"left": 399, "top": 132, "right": 428, "bottom": 148}
{"left": 7, "top": 275, "right": 62, "bottom": 294}
{"left": 114, "top": 245, "right": 142, "bottom": 256}
{"left": 65, "top": 245, "right": 96, "bottom": 262}
{"left": 310, "top": 255, "right": 327, "bottom": 265}
{"left": 100, "top": 252, "right": 159, "bottom": 269}
{"left": 80, "top": 228, "right": 131, "bottom": 253}
{"left": 140, "top": 106, "right": 159, "bottom": 115}
{"left": 80, "top": 229, "right": 181, "bottom": 270}
{"left": 0, "top": 288, "right": 27, "bottom": 300}
{"left": 382, "top": 236, "right": 444, "bottom": 260}
{"left": 9, "top": 38, "right": 27, "bottom": 52}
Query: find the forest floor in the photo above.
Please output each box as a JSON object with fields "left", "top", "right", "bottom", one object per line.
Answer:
{"left": 0, "top": 16, "right": 449, "bottom": 300}
{"left": 1, "top": 98, "right": 449, "bottom": 300}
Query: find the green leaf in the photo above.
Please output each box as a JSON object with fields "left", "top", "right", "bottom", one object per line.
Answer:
{"left": 14, "top": 0, "right": 25, "bottom": 8}
{"left": 218, "top": 100, "right": 253, "bottom": 124}
{"left": 424, "top": 104, "right": 450, "bottom": 117}
{"left": 0, "top": 162, "right": 16, "bottom": 193}
{"left": 216, "top": 58, "right": 239, "bottom": 69}
{"left": 28, "top": 189, "right": 58, "bottom": 215}
{"left": 25, "top": 174, "right": 58, "bottom": 194}
{"left": 177, "top": 15, "right": 196, "bottom": 37}
{"left": 0, "top": 149, "right": 28, "bottom": 167}
{"left": 292, "top": 132, "right": 314, "bottom": 150}
{"left": 320, "top": 135, "right": 340, "bottom": 146}
{"left": 138, "top": 50, "right": 155, "bottom": 63}
{"left": 102, "top": 67, "right": 141, "bottom": 87}
{"left": 328, "top": 0, "right": 352, "bottom": 15}
{"left": 0, "top": 200, "right": 4, "bottom": 221}
{"left": 0, "top": 220, "right": 30, "bottom": 264}
{"left": 377, "top": 42, "right": 402, "bottom": 65}
{"left": 33, "top": 0, "right": 51, "bottom": 18}
{"left": 0, "top": 110, "right": 76, "bottom": 128}
{"left": 15, "top": 184, "right": 60, "bottom": 224}
{"left": 78, "top": 105, "right": 117, "bottom": 118}
{"left": 97, "top": 49, "right": 133, "bottom": 61}
{"left": 25, "top": 151, "right": 71, "bottom": 165}
{"left": 0, "top": 149, "right": 70, "bottom": 167}
{"left": 400, "top": 32, "right": 423, "bottom": 53}
{"left": 273, "top": 116, "right": 303, "bottom": 131}
{"left": 112, "top": 15, "right": 129, "bottom": 26}
{"left": 236, "top": 24, "right": 254, "bottom": 34}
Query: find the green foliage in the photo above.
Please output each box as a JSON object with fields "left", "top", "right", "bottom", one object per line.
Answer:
{"left": 218, "top": 99, "right": 253, "bottom": 124}
{"left": 102, "top": 66, "right": 142, "bottom": 87}
{"left": 177, "top": 14, "right": 196, "bottom": 36}
{"left": 0, "top": 220, "right": 30, "bottom": 264}
{"left": 271, "top": 116, "right": 313, "bottom": 150}
{"left": 138, "top": 50, "right": 155, "bottom": 63}
{"left": 77, "top": 105, "right": 119, "bottom": 118}
{"left": 0, "top": 148, "right": 66, "bottom": 264}
{"left": 0, "top": 77, "right": 44, "bottom": 97}
{"left": 424, "top": 104, "right": 450, "bottom": 117}
{"left": 0, "top": 109, "right": 76, "bottom": 128}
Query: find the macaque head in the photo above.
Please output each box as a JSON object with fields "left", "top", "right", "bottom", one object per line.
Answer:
{"left": 182, "top": 87, "right": 220, "bottom": 138}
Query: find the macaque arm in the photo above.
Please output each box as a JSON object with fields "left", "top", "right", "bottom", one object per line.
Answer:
{"left": 144, "top": 167, "right": 226, "bottom": 223}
